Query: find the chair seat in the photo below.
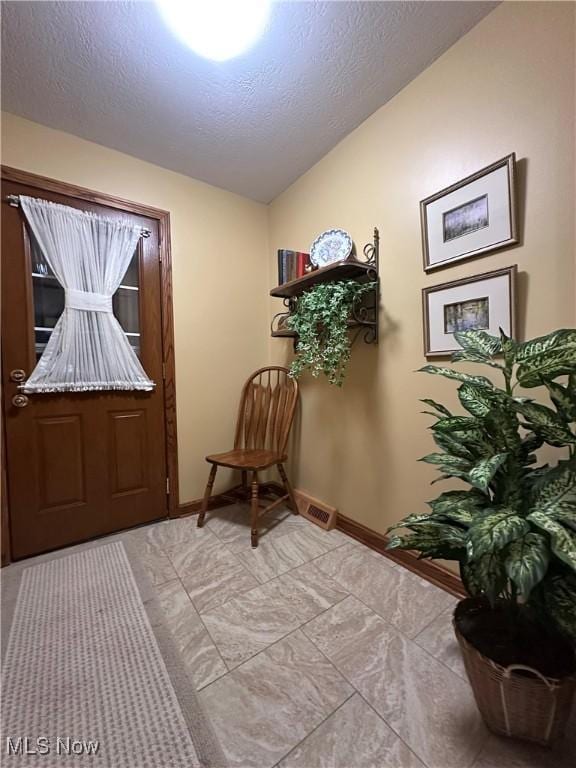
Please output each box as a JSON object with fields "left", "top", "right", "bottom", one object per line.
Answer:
{"left": 206, "top": 448, "right": 287, "bottom": 471}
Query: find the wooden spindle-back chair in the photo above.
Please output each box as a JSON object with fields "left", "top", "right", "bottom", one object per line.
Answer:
{"left": 197, "top": 366, "right": 299, "bottom": 547}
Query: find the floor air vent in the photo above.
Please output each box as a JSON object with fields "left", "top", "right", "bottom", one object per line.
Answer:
{"left": 295, "top": 491, "right": 337, "bottom": 531}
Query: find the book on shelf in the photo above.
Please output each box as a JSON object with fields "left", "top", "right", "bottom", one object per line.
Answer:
{"left": 277, "top": 250, "right": 311, "bottom": 284}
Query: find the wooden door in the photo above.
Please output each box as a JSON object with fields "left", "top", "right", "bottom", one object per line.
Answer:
{"left": 2, "top": 179, "right": 169, "bottom": 559}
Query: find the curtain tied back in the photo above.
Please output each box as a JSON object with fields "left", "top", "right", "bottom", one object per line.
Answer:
{"left": 66, "top": 289, "right": 113, "bottom": 313}
{"left": 19, "top": 196, "right": 155, "bottom": 393}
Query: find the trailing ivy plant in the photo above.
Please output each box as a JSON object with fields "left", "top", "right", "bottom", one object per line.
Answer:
{"left": 387, "top": 328, "right": 576, "bottom": 639}
{"left": 287, "top": 279, "right": 377, "bottom": 387}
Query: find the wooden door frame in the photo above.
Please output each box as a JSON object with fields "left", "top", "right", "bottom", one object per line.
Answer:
{"left": 1, "top": 166, "right": 180, "bottom": 565}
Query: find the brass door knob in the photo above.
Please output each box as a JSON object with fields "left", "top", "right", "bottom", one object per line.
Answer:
{"left": 12, "top": 394, "right": 29, "bottom": 408}
{"left": 10, "top": 369, "right": 27, "bottom": 383}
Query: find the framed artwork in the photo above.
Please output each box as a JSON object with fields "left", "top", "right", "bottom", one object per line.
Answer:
{"left": 420, "top": 154, "right": 518, "bottom": 272}
{"left": 422, "top": 265, "right": 517, "bottom": 357}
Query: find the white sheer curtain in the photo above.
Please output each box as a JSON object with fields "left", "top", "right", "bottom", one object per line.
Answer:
{"left": 20, "top": 196, "right": 155, "bottom": 393}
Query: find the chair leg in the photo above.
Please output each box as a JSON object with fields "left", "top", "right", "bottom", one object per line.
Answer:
{"left": 241, "top": 470, "right": 249, "bottom": 503}
{"left": 278, "top": 463, "right": 298, "bottom": 515}
{"left": 197, "top": 464, "right": 217, "bottom": 528}
{"left": 250, "top": 471, "right": 259, "bottom": 548}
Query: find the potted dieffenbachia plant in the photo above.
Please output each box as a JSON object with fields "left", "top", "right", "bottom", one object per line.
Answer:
{"left": 387, "top": 328, "right": 576, "bottom": 745}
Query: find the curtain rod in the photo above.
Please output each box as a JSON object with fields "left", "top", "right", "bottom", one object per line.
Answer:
{"left": 5, "top": 194, "right": 151, "bottom": 238}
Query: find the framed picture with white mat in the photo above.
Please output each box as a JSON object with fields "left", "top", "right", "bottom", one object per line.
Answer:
{"left": 420, "top": 154, "right": 518, "bottom": 272}
{"left": 422, "top": 265, "right": 517, "bottom": 358}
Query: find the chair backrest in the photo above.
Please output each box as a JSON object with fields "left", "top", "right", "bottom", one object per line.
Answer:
{"left": 234, "top": 367, "right": 299, "bottom": 456}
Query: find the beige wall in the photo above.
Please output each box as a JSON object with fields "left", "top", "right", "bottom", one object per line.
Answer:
{"left": 2, "top": 2, "right": 574, "bottom": 530}
{"left": 268, "top": 2, "right": 576, "bottom": 538}
{"left": 1, "top": 112, "right": 270, "bottom": 503}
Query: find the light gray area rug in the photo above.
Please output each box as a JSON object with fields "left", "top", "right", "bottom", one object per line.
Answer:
{"left": 1, "top": 539, "right": 226, "bottom": 767}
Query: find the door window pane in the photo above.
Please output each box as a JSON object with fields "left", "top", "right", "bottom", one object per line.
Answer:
{"left": 112, "top": 289, "right": 139, "bottom": 334}
{"left": 29, "top": 233, "right": 141, "bottom": 360}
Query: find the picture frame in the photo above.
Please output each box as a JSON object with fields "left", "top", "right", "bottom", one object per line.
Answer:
{"left": 420, "top": 154, "right": 518, "bottom": 272}
{"left": 422, "top": 265, "right": 517, "bottom": 358}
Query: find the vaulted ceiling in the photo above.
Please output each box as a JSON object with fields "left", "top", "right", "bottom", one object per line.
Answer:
{"left": 1, "top": 1, "right": 497, "bottom": 202}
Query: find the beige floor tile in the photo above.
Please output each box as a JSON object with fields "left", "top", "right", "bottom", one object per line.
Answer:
{"left": 202, "top": 561, "right": 348, "bottom": 668}
{"left": 277, "top": 561, "right": 349, "bottom": 618}
{"left": 233, "top": 533, "right": 308, "bottom": 583}
{"left": 358, "top": 543, "right": 401, "bottom": 568}
{"left": 206, "top": 504, "right": 307, "bottom": 551}
{"left": 301, "top": 524, "right": 351, "bottom": 551}
{"left": 123, "top": 529, "right": 178, "bottom": 586}
{"left": 202, "top": 579, "right": 298, "bottom": 669}
{"left": 278, "top": 693, "right": 425, "bottom": 768}
{"left": 169, "top": 536, "right": 260, "bottom": 613}
{"left": 414, "top": 605, "right": 465, "bottom": 679}
{"left": 315, "top": 543, "right": 454, "bottom": 637}
{"left": 155, "top": 579, "right": 227, "bottom": 690}
{"left": 140, "top": 514, "right": 214, "bottom": 553}
{"left": 473, "top": 731, "right": 576, "bottom": 768}
{"left": 303, "top": 596, "right": 487, "bottom": 768}
{"left": 199, "top": 630, "right": 353, "bottom": 768}
{"left": 272, "top": 525, "right": 349, "bottom": 562}
{"left": 205, "top": 504, "right": 348, "bottom": 572}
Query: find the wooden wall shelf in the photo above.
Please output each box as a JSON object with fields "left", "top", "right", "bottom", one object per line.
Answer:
{"left": 270, "top": 260, "right": 377, "bottom": 299}
{"left": 270, "top": 228, "right": 380, "bottom": 345}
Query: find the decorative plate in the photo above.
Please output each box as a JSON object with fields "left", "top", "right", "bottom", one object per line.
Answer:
{"left": 310, "top": 229, "right": 353, "bottom": 267}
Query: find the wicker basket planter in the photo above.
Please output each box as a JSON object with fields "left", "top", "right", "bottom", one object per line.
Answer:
{"left": 454, "top": 620, "right": 576, "bottom": 746}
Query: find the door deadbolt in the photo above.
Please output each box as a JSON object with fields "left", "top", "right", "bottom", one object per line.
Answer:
{"left": 11, "top": 394, "right": 29, "bottom": 408}
{"left": 10, "top": 369, "right": 27, "bottom": 383}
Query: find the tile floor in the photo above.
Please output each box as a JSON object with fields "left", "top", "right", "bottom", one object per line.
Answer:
{"left": 122, "top": 504, "right": 575, "bottom": 768}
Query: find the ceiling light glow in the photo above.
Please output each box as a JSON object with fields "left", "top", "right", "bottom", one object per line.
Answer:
{"left": 156, "top": 0, "right": 271, "bottom": 62}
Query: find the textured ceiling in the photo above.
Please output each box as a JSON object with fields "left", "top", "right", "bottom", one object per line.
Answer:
{"left": 1, "top": 1, "right": 497, "bottom": 202}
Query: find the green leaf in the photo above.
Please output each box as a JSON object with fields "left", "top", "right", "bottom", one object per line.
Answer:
{"left": 467, "top": 508, "right": 529, "bottom": 560}
{"left": 483, "top": 403, "right": 523, "bottom": 458}
{"left": 432, "top": 431, "right": 474, "bottom": 460}
{"left": 450, "top": 329, "right": 505, "bottom": 369}
{"left": 461, "top": 553, "right": 507, "bottom": 602}
{"left": 529, "top": 458, "right": 576, "bottom": 519}
{"left": 518, "top": 350, "right": 576, "bottom": 388}
{"left": 540, "top": 570, "right": 576, "bottom": 638}
{"left": 505, "top": 532, "right": 549, "bottom": 597}
{"left": 453, "top": 330, "right": 502, "bottom": 358}
{"left": 516, "top": 328, "right": 576, "bottom": 362}
{"left": 419, "top": 365, "right": 494, "bottom": 389}
{"left": 420, "top": 453, "right": 472, "bottom": 482}
{"left": 549, "top": 507, "right": 576, "bottom": 532}
{"left": 452, "top": 349, "right": 504, "bottom": 370}
{"left": 428, "top": 489, "right": 486, "bottom": 527}
{"left": 527, "top": 511, "right": 576, "bottom": 571}
{"left": 545, "top": 380, "right": 576, "bottom": 422}
{"left": 385, "top": 524, "right": 466, "bottom": 559}
{"left": 516, "top": 329, "right": 576, "bottom": 387}
{"left": 468, "top": 453, "right": 508, "bottom": 492}
{"left": 515, "top": 402, "right": 576, "bottom": 446}
{"left": 451, "top": 428, "right": 490, "bottom": 460}
{"left": 387, "top": 513, "right": 435, "bottom": 530}
{"left": 432, "top": 416, "right": 480, "bottom": 433}
{"left": 458, "top": 384, "right": 494, "bottom": 417}
{"left": 420, "top": 399, "right": 452, "bottom": 418}
{"left": 419, "top": 453, "right": 471, "bottom": 470}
